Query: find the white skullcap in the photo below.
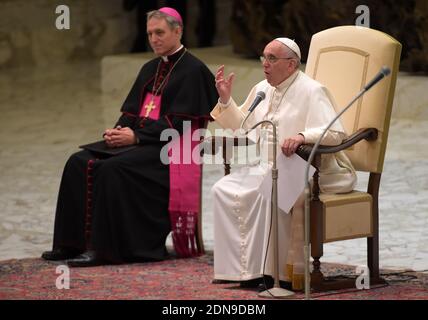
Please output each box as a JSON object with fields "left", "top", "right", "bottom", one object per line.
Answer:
{"left": 274, "top": 37, "right": 301, "bottom": 60}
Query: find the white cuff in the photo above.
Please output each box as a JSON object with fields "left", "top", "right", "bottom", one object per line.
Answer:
{"left": 218, "top": 97, "right": 232, "bottom": 108}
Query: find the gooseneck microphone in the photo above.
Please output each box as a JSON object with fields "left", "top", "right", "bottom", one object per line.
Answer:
{"left": 363, "top": 66, "right": 391, "bottom": 91}
{"left": 248, "top": 91, "right": 266, "bottom": 113}
{"left": 240, "top": 91, "right": 266, "bottom": 130}
{"left": 237, "top": 88, "right": 295, "bottom": 298}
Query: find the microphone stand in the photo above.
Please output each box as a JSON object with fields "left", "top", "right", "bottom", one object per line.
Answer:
{"left": 303, "top": 68, "right": 391, "bottom": 300}
{"left": 240, "top": 115, "right": 295, "bottom": 298}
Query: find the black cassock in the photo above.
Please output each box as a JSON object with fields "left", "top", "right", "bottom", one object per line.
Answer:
{"left": 51, "top": 47, "right": 218, "bottom": 262}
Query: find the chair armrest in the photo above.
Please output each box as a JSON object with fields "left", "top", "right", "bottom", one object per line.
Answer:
{"left": 202, "top": 136, "right": 256, "bottom": 176}
{"left": 202, "top": 136, "right": 255, "bottom": 155}
{"left": 296, "top": 128, "right": 378, "bottom": 161}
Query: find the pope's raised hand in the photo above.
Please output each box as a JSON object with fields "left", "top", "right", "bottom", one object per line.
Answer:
{"left": 215, "top": 65, "right": 235, "bottom": 104}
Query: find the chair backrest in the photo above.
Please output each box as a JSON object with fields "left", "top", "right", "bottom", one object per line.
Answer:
{"left": 305, "top": 26, "right": 402, "bottom": 173}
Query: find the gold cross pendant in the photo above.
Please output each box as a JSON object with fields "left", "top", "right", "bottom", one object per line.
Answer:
{"left": 144, "top": 99, "right": 156, "bottom": 117}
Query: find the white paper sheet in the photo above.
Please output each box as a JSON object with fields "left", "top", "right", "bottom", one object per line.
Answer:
{"left": 259, "top": 154, "right": 315, "bottom": 214}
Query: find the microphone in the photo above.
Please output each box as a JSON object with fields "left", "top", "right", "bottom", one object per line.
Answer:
{"left": 363, "top": 66, "right": 391, "bottom": 91}
{"left": 240, "top": 91, "right": 266, "bottom": 129}
{"left": 248, "top": 91, "right": 266, "bottom": 113}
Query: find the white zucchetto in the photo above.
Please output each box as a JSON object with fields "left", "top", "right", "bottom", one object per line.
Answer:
{"left": 274, "top": 37, "right": 301, "bottom": 60}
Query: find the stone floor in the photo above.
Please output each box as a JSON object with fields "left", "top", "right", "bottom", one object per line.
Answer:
{"left": 0, "top": 58, "right": 427, "bottom": 273}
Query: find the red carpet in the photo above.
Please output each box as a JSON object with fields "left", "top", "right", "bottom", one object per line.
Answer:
{"left": 0, "top": 252, "right": 427, "bottom": 300}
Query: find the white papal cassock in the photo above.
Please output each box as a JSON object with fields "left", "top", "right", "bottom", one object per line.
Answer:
{"left": 210, "top": 70, "right": 357, "bottom": 285}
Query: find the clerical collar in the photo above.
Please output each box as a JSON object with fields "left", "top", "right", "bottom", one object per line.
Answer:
{"left": 275, "top": 70, "right": 300, "bottom": 92}
{"left": 161, "top": 45, "right": 185, "bottom": 62}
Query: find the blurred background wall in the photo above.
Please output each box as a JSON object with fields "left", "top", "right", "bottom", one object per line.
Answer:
{"left": 0, "top": 0, "right": 427, "bottom": 73}
{"left": 230, "top": 0, "right": 428, "bottom": 73}
{"left": 0, "top": 0, "right": 232, "bottom": 69}
{"left": 0, "top": 0, "right": 136, "bottom": 68}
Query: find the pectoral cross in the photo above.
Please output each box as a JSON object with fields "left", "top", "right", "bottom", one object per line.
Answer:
{"left": 144, "top": 100, "right": 156, "bottom": 117}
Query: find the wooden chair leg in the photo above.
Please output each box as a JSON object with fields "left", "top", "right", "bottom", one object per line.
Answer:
{"left": 310, "top": 198, "right": 325, "bottom": 289}
{"left": 196, "top": 168, "right": 205, "bottom": 255}
{"left": 368, "top": 173, "right": 383, "bottom": 283}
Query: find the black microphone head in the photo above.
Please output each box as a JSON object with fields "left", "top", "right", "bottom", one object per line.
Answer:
{"left": 381, "top": 66, "right": 391, "bottom": 77}
{"left": 247, "top": 91, "right": 267, "bottom": 113}
{"left": 256, "top": 91, "right": 266, "bottom": 100}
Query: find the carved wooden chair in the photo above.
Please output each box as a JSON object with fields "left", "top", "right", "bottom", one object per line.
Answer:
{"left": 295, "top": 26, "right": 402, "bottom": 291}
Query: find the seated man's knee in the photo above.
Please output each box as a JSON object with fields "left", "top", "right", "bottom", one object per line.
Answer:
{"left": 65, "top": 150, "right": 89, "bottom": 169}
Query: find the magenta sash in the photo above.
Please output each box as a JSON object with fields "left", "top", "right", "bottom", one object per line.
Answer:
{"left": 168, "top": 120, "right": 203, "bottom": 258}
{"left": 139, "top": 91, "right": 204, "bottom": 258}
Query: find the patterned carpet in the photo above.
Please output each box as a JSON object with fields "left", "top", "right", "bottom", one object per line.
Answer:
{"left": 0, "top": 252, "right": 427, "bottom": 300}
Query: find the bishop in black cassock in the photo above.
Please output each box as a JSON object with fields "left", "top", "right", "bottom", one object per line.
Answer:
{"left": 42, "top": 7, "right": 218, "bottom": 267}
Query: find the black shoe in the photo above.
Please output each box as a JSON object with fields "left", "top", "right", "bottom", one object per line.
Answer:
{"left": 257, "top": 276, "right": 293, "bottom": 291}
{"left": 41, "top": 248, "right": 81, "bottom": 261}
{"left": 66, "top": 251, "right": 105, "bottom": 267}
{"left": 239, "top": 277, "right": 263, "bottom": 288}
{"left": 212, "top": 279, "right": 235, "bottom": 284}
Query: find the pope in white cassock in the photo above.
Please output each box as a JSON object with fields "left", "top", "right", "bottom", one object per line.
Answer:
{"left": 210, "top": 38, "right": 357, "bottom": 291}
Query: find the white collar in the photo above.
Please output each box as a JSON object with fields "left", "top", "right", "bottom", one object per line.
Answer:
{"left": 275, "top": 69, "right": 300, "bottom": 92}
{"left": 161, "top": 45, "right": 184, "bottom": 62}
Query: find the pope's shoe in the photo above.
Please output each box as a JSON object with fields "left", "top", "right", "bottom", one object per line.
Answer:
{"left": 257, "top": 276, "right": 293, "bottom": 292}
{"left": 41, "top": 248, "right": 81, "bottom": 261}
{"left": 239, "top": 277, "right": 263, "bottom": 288}
{"left": 66, "top": 250, "right": 105, "bottom": 267}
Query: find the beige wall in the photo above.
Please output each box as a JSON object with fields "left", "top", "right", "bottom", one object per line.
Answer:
{"left": 0, "top": 0, "right": 136, "bottom": 68}
{"left": 0, "top": 0, "right": 233, "bottom": 69}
